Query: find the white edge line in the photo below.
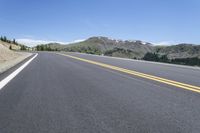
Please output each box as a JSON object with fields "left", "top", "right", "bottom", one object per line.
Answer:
{"left": 0, "top": 53, "right": 38, "bottom": 90}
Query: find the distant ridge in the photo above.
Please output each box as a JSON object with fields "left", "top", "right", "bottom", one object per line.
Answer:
{"left": 63, "top": 36, "right": 154, "bottom": 59}
{"left": 39, "top": 36, "right": 200, "bottom": 59}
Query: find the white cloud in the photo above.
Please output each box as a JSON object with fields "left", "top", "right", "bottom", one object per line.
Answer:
{"left": 152, "top": 41, "right": 176, "bottom": 46}
{"left": 16, "top": 39, "right": 52, "bottom": 47}
{"left": 71, "top": 39, "right": 85, "bottom": 43}
{"left": 16, "top": 38, "right": 85, "bottom": 47}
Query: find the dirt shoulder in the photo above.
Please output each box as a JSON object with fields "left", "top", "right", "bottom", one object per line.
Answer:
{"left": 0, "top": 43, "right": 32, "bottom": 74}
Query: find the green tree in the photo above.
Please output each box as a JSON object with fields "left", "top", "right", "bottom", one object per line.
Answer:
{"left": 143, "top": 52, "right": 159, "bottom": 61}
{"left": 9, "top": 45, "right": 12, "bottom": 50}
{"left": 159, "top": 55, "right": 169, "bottom": 63}
{"left": 20, "top": 45, "right": 26, "bottom": 50}
{"left": 3, "top": 36, "right": 7, "bottom": 42}
{"left": 41, "top": 45, "right": 44, "bottom": 51}
{"left": 13, "top": 39, "right": 16, "bottom": 44}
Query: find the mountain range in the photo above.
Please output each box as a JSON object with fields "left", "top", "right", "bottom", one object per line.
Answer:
{"left": 42, "top": 36, "right": 200, "bottom": 60}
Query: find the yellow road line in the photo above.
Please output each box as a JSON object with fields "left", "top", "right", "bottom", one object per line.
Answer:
{"left": 58, "top": 53, "right": 200, "bottom": 93}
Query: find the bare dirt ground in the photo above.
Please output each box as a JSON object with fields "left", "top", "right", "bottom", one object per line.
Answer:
{"left": 0, "top": 43, "right": 32, "bottom": 74}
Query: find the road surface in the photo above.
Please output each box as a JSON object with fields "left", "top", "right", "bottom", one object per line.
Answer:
{"left": 0, "top": 52, "right": 200, "bottom": 133}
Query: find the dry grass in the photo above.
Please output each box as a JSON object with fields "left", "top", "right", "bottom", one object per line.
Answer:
{"left": 0, "top": 40, "right": 21, "bottom": 50}
{"left": 0, "top": 43, "right": 32, "bottom": 73}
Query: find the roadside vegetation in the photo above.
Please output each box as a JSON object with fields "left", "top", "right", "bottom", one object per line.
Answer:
{"left": 0, "top": 36, "right": 32, "bottom": 73}
{"left": 36, "top": 44, "right": 58, "bottom": 51}
{"left": 0, "top": 36, "right": 18, "bottom": 45}
{"left": 143, "top": 52, "right": 200, "bottom": 66}
{"left": 104, "top": 48, "right": 138, "bottom": 59}
{"left": 0, "top": 35, "right": 28, "bottom": 51}
{"left": 65, "top": 45, "right": 102, "bottom": 55}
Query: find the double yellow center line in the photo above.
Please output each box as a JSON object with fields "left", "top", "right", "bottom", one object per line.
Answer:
{"left": 58, "top": 53, "right": 200, "bottom": 94}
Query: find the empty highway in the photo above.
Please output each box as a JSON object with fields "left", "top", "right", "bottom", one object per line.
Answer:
{"left": 0, "top": 52, "right": 200, "bottom": 133}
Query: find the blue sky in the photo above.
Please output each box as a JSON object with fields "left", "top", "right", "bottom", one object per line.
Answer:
{"left": 0, "top": 0, "right": 200, "bottom": 46}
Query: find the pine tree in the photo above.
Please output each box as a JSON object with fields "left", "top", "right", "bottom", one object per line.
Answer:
{"left": 3, "top": 36, "right": 7, "bottom": 42}
{"left": 9, "top": 45, "right": 12, "bottom": 50}
{"left": 13, "top": 39, "right": 16, "bottom": 44}
{"left": 20, "top": 45, "right": 26, "bottom": 50}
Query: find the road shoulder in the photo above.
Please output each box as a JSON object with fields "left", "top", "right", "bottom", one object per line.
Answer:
{"left": 0, "top": 52, "right": 32, "bottom": 74}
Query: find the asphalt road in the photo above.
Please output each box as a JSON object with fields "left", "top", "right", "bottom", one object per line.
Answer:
{"left": 0, "top": 52, "right": 200, "bottom": 133}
